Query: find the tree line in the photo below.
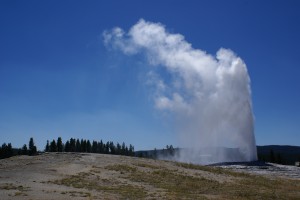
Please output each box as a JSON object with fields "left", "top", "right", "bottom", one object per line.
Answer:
{"left": 136, "top": 145, "right": 176, "bottom": 159}
{"left": 45, "top": 137, "right": 135, "bottom": 156}
{"left": 258, "top": 149, "right": 284, "bottom": 164}
{"left": 0, "top": 143, "right": 13, "bottom": 159}
{"left": 0, "top": 137, "right": 135, "bottom": 159}
{"left": 0, "top": 137, "right": 37, "bottom": 159}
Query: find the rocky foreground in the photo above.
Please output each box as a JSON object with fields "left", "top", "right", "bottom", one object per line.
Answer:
{"left": 0, "top": 153, "right": 299, "bottom": 199}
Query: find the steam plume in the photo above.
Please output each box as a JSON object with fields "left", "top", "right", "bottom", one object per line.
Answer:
{"left": 103, "top": 19, "right": 257, "bottom": 164}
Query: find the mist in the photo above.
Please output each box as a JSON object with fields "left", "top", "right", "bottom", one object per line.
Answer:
{"left": 103, "top": 19, "right": 257, "bottom": 164}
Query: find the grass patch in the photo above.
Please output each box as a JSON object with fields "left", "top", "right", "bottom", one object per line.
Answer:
{"left": 133, "top": 162, "right": 160, "bottom": 169}
{"left": 106, "top": 163, "right": 300, "bottom": 200}
{"left": 51, "top": 170, "right": 147, "bottom": 199}
{"left": 0, "top": 183, "right": 30, "bottom": 197}
{"left": 14, "top": 191, "right": 28, "bottom": 196}
{"left": 128, "top": 168, "right": 220, "bottom": 199}
{"left": 63, "top": 191, "right": 92, "bottom": 198}
{"left": 105, "top": 164, "right": 137, "bottom": 173}
{"left": 0, "top": 183, "right": 30, "bottom": 191}
{"left": 50, "top": 162, "right": 300, "bottom": 200}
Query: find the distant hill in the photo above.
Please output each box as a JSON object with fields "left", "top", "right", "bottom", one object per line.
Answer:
{"left": 257, "top": 145, "right": 300, "bottom": 165}
{"left": 136, "top": 145, "right": 300, "bottom": 165}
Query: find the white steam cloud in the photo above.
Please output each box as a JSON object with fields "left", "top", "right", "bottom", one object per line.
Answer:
{"left": 103, "top": 19, "right": 257, "bottom": 164}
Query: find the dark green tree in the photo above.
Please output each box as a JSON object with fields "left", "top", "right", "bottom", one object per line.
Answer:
{"left": 0, "top": 143, "right": 13, "bottom": 159}
{"left": 0, "top": 144, "right": 2, "bottom": 159}
{"left": 45, "top": 140, "right": 50, "bottom": 152}
{"left": 129, "top": 144, "right": 134, "bottom": 156}
{"left": 29, "top": 137, "right": 37, "bottom": 156}
{"left": 65, "top": 140, "right": 70, "bottom": 152}
{"left": 22, "top": 144, "right": 28, "bottom": 155}
{"left": 109, "top": 142, "right": 115, "bottom": 154}
{"left": 7, "top": 143, "right": 13, "bottom": 157}
{"left": 76, "top": 139, "right": 81, "bottom": 152}
{"left": 87, "top": 140, "right": 92, "bottom": 153}
{"left": 70, "top": 138, "right": 76, "bottom": 152}
{"left": 17, "top": 148, "right": 22, "bottom": 155}
{"left": 98, "top": 140, "right": 104, "bottom": 153}
{"left": 116, "top": 143, "right": 121, "bottom": 155}
{"left": 92, "top": 141, "right": 98, "bottom": 153}
{"left": 57, "top": 137, "right": 63, "bottom": 152}
{"left": 105, "top": 142, "right": 110, "bottom": 154}
{"left": 153, "top": 148, "right": 157, "bottom": 159}
{"left": 121, "top": 142, "right": 126, "bottom": 155}
{"left": 50, "top": 139, "right": 57, "bottom": 152}
{"left": 81, "top": 139, "right": 87, "bottom": 152}
{"left": 0, "top": 143, "right": 7, "bottom": 159}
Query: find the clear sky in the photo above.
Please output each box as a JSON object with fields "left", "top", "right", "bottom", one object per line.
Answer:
{"left": 0, "top": 0, "right": 299, "bottom": 151}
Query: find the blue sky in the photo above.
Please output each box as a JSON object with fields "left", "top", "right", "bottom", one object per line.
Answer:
{"left": 0, "top": 0, "right": 299, "bottom": 150}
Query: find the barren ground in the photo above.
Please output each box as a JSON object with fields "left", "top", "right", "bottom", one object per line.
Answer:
{"left": 0, "top": 153, "right": 300, "bottom": 199}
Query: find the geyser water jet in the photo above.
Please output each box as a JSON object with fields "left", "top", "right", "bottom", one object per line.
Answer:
{"left": 104, "top": 19, "right": 257, "bottom": 164}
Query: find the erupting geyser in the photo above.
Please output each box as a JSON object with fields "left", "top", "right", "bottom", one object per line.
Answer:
{"left": 104, "top": 19, "right": 257, "bottom": 164}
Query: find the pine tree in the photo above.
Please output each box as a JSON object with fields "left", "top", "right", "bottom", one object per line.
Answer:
{"left": 29, "top": 137, "right": 37, "bottom": 156}
{"left": 129, "top": 144, "right": 134, "bottom": 156}
{"left": 105, "top": 142, "right": 110, "bottom": 154}
{"left": 70, "top": 138, "right": 76, "bottom": 152}
{"left": 125, "top": 146, "right": 129, "bottom": 156}
{"left": 22, "top": 144, "right": 28, "bottom": 155}
{"left": 81, "top": 139, "right": 87, "bottom": 152}
{"left": 99, "top": 140, "right": 104, "bottom": 153}
{"left": 116, "top": 143, "right": 121, "bottom": 155}
{"left": 109, "top": 142, "right": 115, "bottom": 154}
{"left": 92, "top": 141, "right": 98, "bottom": 153}
{"left": 50, "top": 139, "right": 57, "bottom": 152}
{"left": 7, "top": 143, "right": 13, "bottom": 157}
{"left": 76, "top": 139, "right": 81, "bottom": 152}
{"left": 121, "top": 142, "right": 126, "bottom": 155}
{"left": 0, "top": 143, "right": 13, "bottom": 159}
{"left": 57, "top": 137, "right": 63, "bottom": 152}
{"left": 0, "top": 145, "right": 3, "bottom": 159}
{"left": 87, "top": 140, "right": 92, "bottom": 153}
{"left": 17, "top": 148, "right": 22, "bottom": 155}
{"left": 65, "top": 140, "right": 70, "bottom": 152}
{"left": 153, "top": 148, "right": 157, "bottom": 159}
{"left": 45, "top": 140, "right": 50, "bottom": 152}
